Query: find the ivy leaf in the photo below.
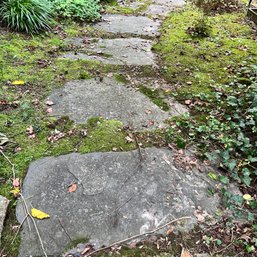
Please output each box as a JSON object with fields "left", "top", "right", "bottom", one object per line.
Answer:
{"left": 219, "top": 176, "right": 229, "bottom": 184}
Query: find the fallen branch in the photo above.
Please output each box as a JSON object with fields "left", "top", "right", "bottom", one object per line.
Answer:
{"left": 84, "top": 216, "right": 191, "bottom": 257}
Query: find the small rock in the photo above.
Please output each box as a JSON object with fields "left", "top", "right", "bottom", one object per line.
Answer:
{"left": 0, "top": 195, "right": 9, "bottom": 246}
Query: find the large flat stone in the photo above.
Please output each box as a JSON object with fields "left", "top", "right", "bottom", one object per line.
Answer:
{"left": 0, "top": 195, "right": 9, "bottom": 245}
{"left": 47, "top": 77, "right": 174, "bottom": 130}
{"left": 17, "top": 148, "right": 220, "bottom": 256}
{"left": 93, "top": 14, "right": 160, "bottom": 37}
{"left": 61, "top": 38, "right": 156, "bottom": 66}
{"left": 145, "top": 4, "right": 172, "bottom": 16}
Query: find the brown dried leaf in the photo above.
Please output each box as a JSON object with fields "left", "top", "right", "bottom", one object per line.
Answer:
{"left": 68, "top": 183, "right": 77, "bottom": 193}
{"left": 180, "top": 248, "right": 192, "bottom": 257}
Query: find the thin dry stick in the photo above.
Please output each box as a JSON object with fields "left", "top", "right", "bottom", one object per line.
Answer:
{"left": 84, "top": 216, "right": 191, "bottom": 257}
{"left": 10, "top": 214, "right": 29, "bottom": 245}
{"left": 0, "top": 149, "right": 15, "bottom": 179}
{"left": 20, "top": 194, "right": 48, "bottom": 257}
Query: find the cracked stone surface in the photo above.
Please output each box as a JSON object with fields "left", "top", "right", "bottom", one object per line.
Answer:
{"left": 93, "top": 14, "right": 160, "bottom": 36}
{"left": 47, "top": 77, "right": 184, "bottom": 130}
{"left": 17, "top": 147, "right": 221, "bottom": 257}
{"left": 0, "top": 195, "right": 9, "bottom": 245}
{"left": 61, "top": 38, "right": 156, "bottom": 66}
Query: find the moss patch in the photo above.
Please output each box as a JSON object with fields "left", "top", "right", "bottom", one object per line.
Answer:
{"left": 154, "top": 8, "right": 257, "bottom": 99}
{"left": 139, "top": 85, "right": 169, "bottom": 111}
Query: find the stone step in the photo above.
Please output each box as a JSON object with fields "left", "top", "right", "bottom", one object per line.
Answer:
{"left": 17, "top": 147, "right": 220, "bottom": 256}
{"left": 47, "top": 77, "right": 186, "bottom": 130}
{"left": 93, "top": 14, "right": 160, "bottom": 37}
{"left": 60, "top": 37, "right": 156, "bottom": 66}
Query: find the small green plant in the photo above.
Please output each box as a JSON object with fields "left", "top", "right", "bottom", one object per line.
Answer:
{"left": 0, "top": 0, "right": 53, "bottom": 33}
{"left": 187, "top": 15, "right": 211, "bottom": 37}
{"left": 51, "top": 0, "right": 101, "bottom": 21}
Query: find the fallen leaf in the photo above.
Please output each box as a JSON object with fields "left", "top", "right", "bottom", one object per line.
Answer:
{"left": 243, "top": 194, "right": 252, "bottom": 201}
{"left": 68, "top": 183, "right": 77, "bottom": 193}
{"left": 46, "top": 100, "right": 54, "bottom": 106}
{"left": 0, "top": 133, "right": 9, "bottom": 145}
{"left": 31, "top": 208, "right": 50, "bottom": 220}
{"left": 10, "top": 188, "right": 20, "bottom": 197}
{"left": 11, "top": 80, "right": 25, "bottom": 85}
{"left": 46, "top": 107, "right": 53, "bottom": 113}
{"left": 180, "top": 248, "right": 192, "bottom": 257}
{"left": 125, "top": 136, "right": 134, "bottom": 143}
{"left": 12, "top": 178, "right": 20, "bottom": 187}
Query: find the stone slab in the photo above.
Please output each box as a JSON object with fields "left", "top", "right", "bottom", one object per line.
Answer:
{"left": 153, "top": 0, "right": 185, "bottom": 7}
{"left": 146, "top": 4, "right": 172, "bottom": 16}
{"left": 93, "top": 14, "right": 160, "bottom": 37}
{"left": 47, "top": 77, "right": 173, "bottom": 130}
{"left": 17, "top": 147, "right": 220, "bottom": 256}
{"left": 61, "top": 38, "right": 156, "bottom": 66}
{"left": 0, "top": 195, "right": 9, "bottom": 245}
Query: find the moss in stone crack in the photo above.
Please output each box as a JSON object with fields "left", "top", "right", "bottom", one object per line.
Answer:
{"left": 139, "top": 86, "right": 169, "bottom": 111}
{"left": 114, "top": 73, "right": 129, "bottom": 84}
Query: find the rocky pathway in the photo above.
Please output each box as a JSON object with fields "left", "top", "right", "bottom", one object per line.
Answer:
{"left": 14, "top": 1, "right": 225, "bottom": 256}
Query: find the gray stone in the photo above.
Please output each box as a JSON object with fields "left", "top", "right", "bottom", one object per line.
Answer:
{"left": 146, "top": 4, "right": 172, "bottom": 16}
{"left": 0, "top": 195, "right": 9, "bottom": 245}
{"left": 93, "top": 14, "right": 160, "bottom": 37}
{"left": 61, "top": 38, "right": 156, "bottom": 66}
{"left": 17, "top": 147, "right": 220, "bottom": 257}
{"left": 153, "top": 0, "right": 185, "bottom": 7}
{"left": 47, "top": 77, "right": 175, "bottom": 130}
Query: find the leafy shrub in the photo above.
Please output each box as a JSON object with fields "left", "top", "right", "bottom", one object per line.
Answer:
{"left": 51, "top": 0, "right": 101, "bottom": 21}
{"left": 0, "top": 0, "right": 53, "bottom": 33}
{"left": 166, "top": 64, "right": 257, "bottom": 187}
{"left": 187, "top": 15, "right": 211, "bottom": 37}
{"left": 191, "top": 0, "right": 242, "bottom": 14}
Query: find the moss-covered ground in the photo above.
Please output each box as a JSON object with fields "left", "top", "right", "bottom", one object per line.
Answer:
{"left": 154, "top": 7, "right": 257, "bottom": 99}
{"left": 1, "top": 1, "right": 257, "bottom": 256}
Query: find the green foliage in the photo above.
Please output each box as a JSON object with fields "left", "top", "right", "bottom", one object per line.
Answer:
{"left": 0, "top": 0, "right": 53, "bottom": 33}
{"left": 51, "top": 0, "right": 101, "bottom": 21}
{"left": 187, "top": 15, "right": 211, "bottom": 38}
{"left": 167, "top": 65, "right": 257, "bottom": 187}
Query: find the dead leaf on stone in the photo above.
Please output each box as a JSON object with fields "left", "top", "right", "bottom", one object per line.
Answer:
{"left": 145, "top": 109, "right": 152, "bottom": 114}
{"left": 81, "top": 244, "right": 94, "bottom": 254}
{"left": 46, "top": 100, "right": 54, "bottom": 106}
{"left": 68, "top": 183, "right": 77, "bottom": 193}
{"left": 180, "top": 248, "right": 192, "bottom": 257}
{"left": 194, "top": 210, "right": 209, "bottom": 222}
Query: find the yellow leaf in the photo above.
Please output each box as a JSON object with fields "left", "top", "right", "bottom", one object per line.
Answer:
{"left": 243, "top": 194, "right": 252, "bottom": 201}
{"left": 31, "top": 208, "right": 50, "bottom": 220}
{"left": 10, "top": 188, "right": 20, "bottom": 196}
{"left": 11, "top": 80, "right": 25, "bottom": 85}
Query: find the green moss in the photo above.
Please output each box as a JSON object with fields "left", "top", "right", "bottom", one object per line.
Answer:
{"left": 64, "top": 237, "right": 89, "bottom": 251}
{"left": 80, "top": 118, "right": 136, "bottom": 152}
{"left": 139, "top": 86, "right": 169, "bottom": 111}
{"left": 114, "top": 73, "right": 129, "bottom": 84}
{"left": 154, "top": 8, "right": 257, "bottom": 99}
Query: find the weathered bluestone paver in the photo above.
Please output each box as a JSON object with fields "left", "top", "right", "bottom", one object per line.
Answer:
{"left": 93, "top": 14, "right": 160, "bottom": 36}
{"left": 61, "top": 38, "right": 155, "bottom": 66}
{"left": 145, "top": 4, "right": 171, "bottom": 16}
{"left": 0, "top": 195, "right": 9, "bottom": 245}
{"left": 17, "top": 147, "right": 220, "bottom": 256}
{"left": 47, "top": 77, "right": 183, "bottom": 130}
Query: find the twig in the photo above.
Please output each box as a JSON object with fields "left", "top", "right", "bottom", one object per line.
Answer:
{"left": 20, "top": 194, "right": 48, "bottom": 257}
{"left": 212, "top": 240, "right": 235, "bottom": 255}
{"left": 84, "top": 216, "right": 191, "bottom": 257}
{"left": 11, "top": 214, "right": 29, "bottom": 245}
{"left": 0, "top": 149, "right": 15, "bottom": 179}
